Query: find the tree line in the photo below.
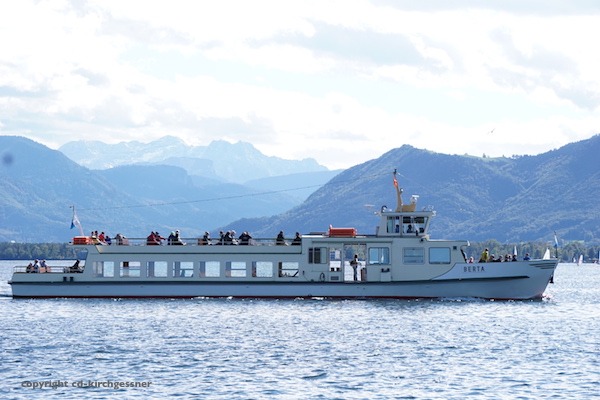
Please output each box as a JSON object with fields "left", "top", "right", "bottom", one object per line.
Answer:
{"left": 0, "top": 241, "right": 598, "bottom": 263}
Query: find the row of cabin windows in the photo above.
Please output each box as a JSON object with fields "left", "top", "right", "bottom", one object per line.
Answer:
{"left": 309, "top": 247, "right": 391, "bottom": 265}
{"left": 387, "top": 216, "right": 427, "bottom": 234}
{"left": 308, "top": 247, "right": 451, "bottom": 265}
{"left": 91, "top": 247, "right": 452, "bottom": 278}
{"left": 92, "top": 261, "right": 299, "bottom": 278}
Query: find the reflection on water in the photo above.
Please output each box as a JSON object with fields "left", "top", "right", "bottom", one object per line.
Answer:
{"left": 0, "top": 263, "right": 598, "bottom": 399}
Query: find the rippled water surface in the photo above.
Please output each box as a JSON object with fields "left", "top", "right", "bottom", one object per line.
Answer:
{"left": 1, "top": 262, "right": 599, "bottom": 399}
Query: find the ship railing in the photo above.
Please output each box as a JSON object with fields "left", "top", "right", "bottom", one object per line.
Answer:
{"left": 12, "top": 265, "right": 83, "bottom": 274}
{"left": 72, "top": 237, "right": 304, "bottom": 247}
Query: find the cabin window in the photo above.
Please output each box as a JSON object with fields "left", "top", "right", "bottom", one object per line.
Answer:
{"left": 120, "top": 261, "right": 141, "bottom": 277}
{"left": 429, "top": 248, "right": 451, "bottom": 264}
{"left": 93, "top": 261, "right": 114, "bottom": 278}
{"left": 200, "top": 261, "right": 220, "bottom": 277}
{"left": 252, "top": 261, "right": 273, "bottom": 278}
{"left": 387, "top": 216, "right": 401, "bottom": 233}
{"left": 309, "top": 247, "right": 327, "bottom": 264}
{"left": 226, "top": 261, "right": 247, "bottom": 278}
{"left": 414, "top": 217, "right": 426, "bottom": 234}
{"left": 174, "top": 261, "right": 194, "bottom": 278}
{"left": 278, "top": 262, "right": 299, "bottom": 277}
{"left": 369, "top": 247, "right": 390, "bottom": 264}
{"left": 403, "top": 248, "right": 424, "bottom": 264}
{"left": 147, "top": 261, "right": 167, "bottom": 278}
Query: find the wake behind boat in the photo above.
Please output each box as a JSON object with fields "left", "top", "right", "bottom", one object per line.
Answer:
{"left": 8, "top": 171, "right": 558, "bottom": 300}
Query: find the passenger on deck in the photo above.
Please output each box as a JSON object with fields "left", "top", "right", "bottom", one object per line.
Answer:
{"left": 147, "top": 232, "right": 160, "bottom": 245}
{"left": 104, "top": 235, "right": 112, "bottom": 245}
{"left": 292, "top": 232, "right": 302, "bottom": 245}
{"left": 523, "top": 253, "right": 531, "bottom": 261}
{"left": 512, "top": 254, "right": 518, "bottom": 262}
{"left": 276, "top": 231, "right": 286, "bottom": 245}
{"left": 115, "top": 233, "right": 125, "bottom": 245}
{"left": 350, "top": 254, "right": 359, "bottom": 281}
{"left": 239, "top": 231, "right": 252, "bottom": 245}
{"left": 33, "top": 259, "right": 40, "bottom": 272}
{"left": 406, "top": 224, "right": 414, "bottom": 233}
{"left": 98, "top": 232, "right": 106, "bottom": 243}
{"left": 218, "top": 231, "right": 225, "bottom": 245}
{"left": 223, "top": 231, "right": 233, "bottom": 245}
{"left": 229, "top": 230, "right": 238, "bottom": 245}
{"left": 26, "top": 262, "right": 34, "bottom": 273}
{"left": 70, "top": 260, "right": 82, "bottom": 273}
{"left": 154, "top": 232, "right": 165, "bottom": 244}
{"left": 40, "top": 260, "right": 48, "bottom": 273}
{"left": 170, "top": 230, "right": 185, "bottom": 245}
{"left": 479, "top": 248, "right": 489, "bottom": 263}
{"left": 468, "top": 257, "right": 474, "bottom": 263}
{"left": 200, "top": 232, "right": 211, "bottom": 245}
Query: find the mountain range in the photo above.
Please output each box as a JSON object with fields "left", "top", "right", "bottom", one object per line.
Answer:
{"left": 59, "top": 136, "right": 328, "bottom": 183}
{"left": 1, "top": 134, "right": 599, "bottom": 244}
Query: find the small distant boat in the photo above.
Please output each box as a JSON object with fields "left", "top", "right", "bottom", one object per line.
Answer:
{"left": 543, "top": 248, "right": 551, "bottom": 260}
{"left": 577, "top": 254, "right": 584, "bottom": 265}
{"left": 8, "top": 171, "right": 558, "bottom": 300}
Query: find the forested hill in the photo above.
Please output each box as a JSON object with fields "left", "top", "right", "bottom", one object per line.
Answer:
{"left": 1, "top": 134, "right": 599, "bottom": 244}
{"left": 223, "top": 134, "right": 600, "bottom": 244}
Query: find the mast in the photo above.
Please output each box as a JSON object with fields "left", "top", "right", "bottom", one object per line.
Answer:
{"left": 393, "top": 169, "right": 403, "bottom": 212}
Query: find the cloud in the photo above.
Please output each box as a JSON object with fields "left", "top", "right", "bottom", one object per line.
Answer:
{"left": 0, "top": 0, "right": 599, "bottom": 170}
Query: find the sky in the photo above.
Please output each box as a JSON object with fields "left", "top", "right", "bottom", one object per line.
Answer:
{"left": 1, "top": 0, "right": 599, "bottom": 170}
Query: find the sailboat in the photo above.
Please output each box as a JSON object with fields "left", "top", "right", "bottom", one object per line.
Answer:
{"left": 543, "top": 248, "right": 551, "bottom": 260}
{"left": 577, "top": 254, "right": 583, "bottom": 265}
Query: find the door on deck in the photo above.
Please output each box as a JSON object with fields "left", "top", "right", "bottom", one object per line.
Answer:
{"left": 343, "top": 243, "right": 366, "bottom": 282}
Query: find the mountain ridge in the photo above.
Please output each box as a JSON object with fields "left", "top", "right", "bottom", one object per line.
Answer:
{"left": 59, "top": 137, "right": 328, "bottom": 183}
{"left": 1, "top": 134, "right": 599, "bottom": 243}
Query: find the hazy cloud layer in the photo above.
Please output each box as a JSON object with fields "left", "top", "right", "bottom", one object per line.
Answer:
{"left": 0, "top": 0, "right": 598, "bottom": 169}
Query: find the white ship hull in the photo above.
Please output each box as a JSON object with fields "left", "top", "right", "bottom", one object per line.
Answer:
{"left": 8, "top": 172, "right": 558, "bottom": 300}
{"left": 10, "top": 260, "right": 556, "bottom": 300}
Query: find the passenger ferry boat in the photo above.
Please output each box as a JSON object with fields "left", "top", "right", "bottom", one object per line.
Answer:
{"left": 9, "top": 172, "right": 558, "bottom": 300}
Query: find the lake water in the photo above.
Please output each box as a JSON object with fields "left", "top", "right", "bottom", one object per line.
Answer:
{"left": 0, "top": 261, "right": 599, "bottom": 399}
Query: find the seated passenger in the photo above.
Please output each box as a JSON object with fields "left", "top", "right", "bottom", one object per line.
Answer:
{"left": 276, "top": 231, "right": 286, "bottom": 245}
{"left": 292, "top": 232, "right": 302, "bottom": 245}
{"left": 147, "top": 232, "right": 160, "bottom": 245}
{"left": 239, "top": 231, "right": 252, "bottom": 245}
{"left": 70, "top": 260, "right": 82, "bottom": 273}
{"left": 40, "top": 260, "right": 49, "bottom": 273}
{"left": 171, "top": 230, "right": 185, "bottom": 245}
{"left": 199, "top": 232, "right": 210, "bottom": 245}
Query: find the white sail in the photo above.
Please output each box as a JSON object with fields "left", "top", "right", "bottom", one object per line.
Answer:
{"left": 543, "top": 248, "right": 551, "bottom": 260}
{"left": 577, "top": 254, "right": 583, "bottom": 265}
